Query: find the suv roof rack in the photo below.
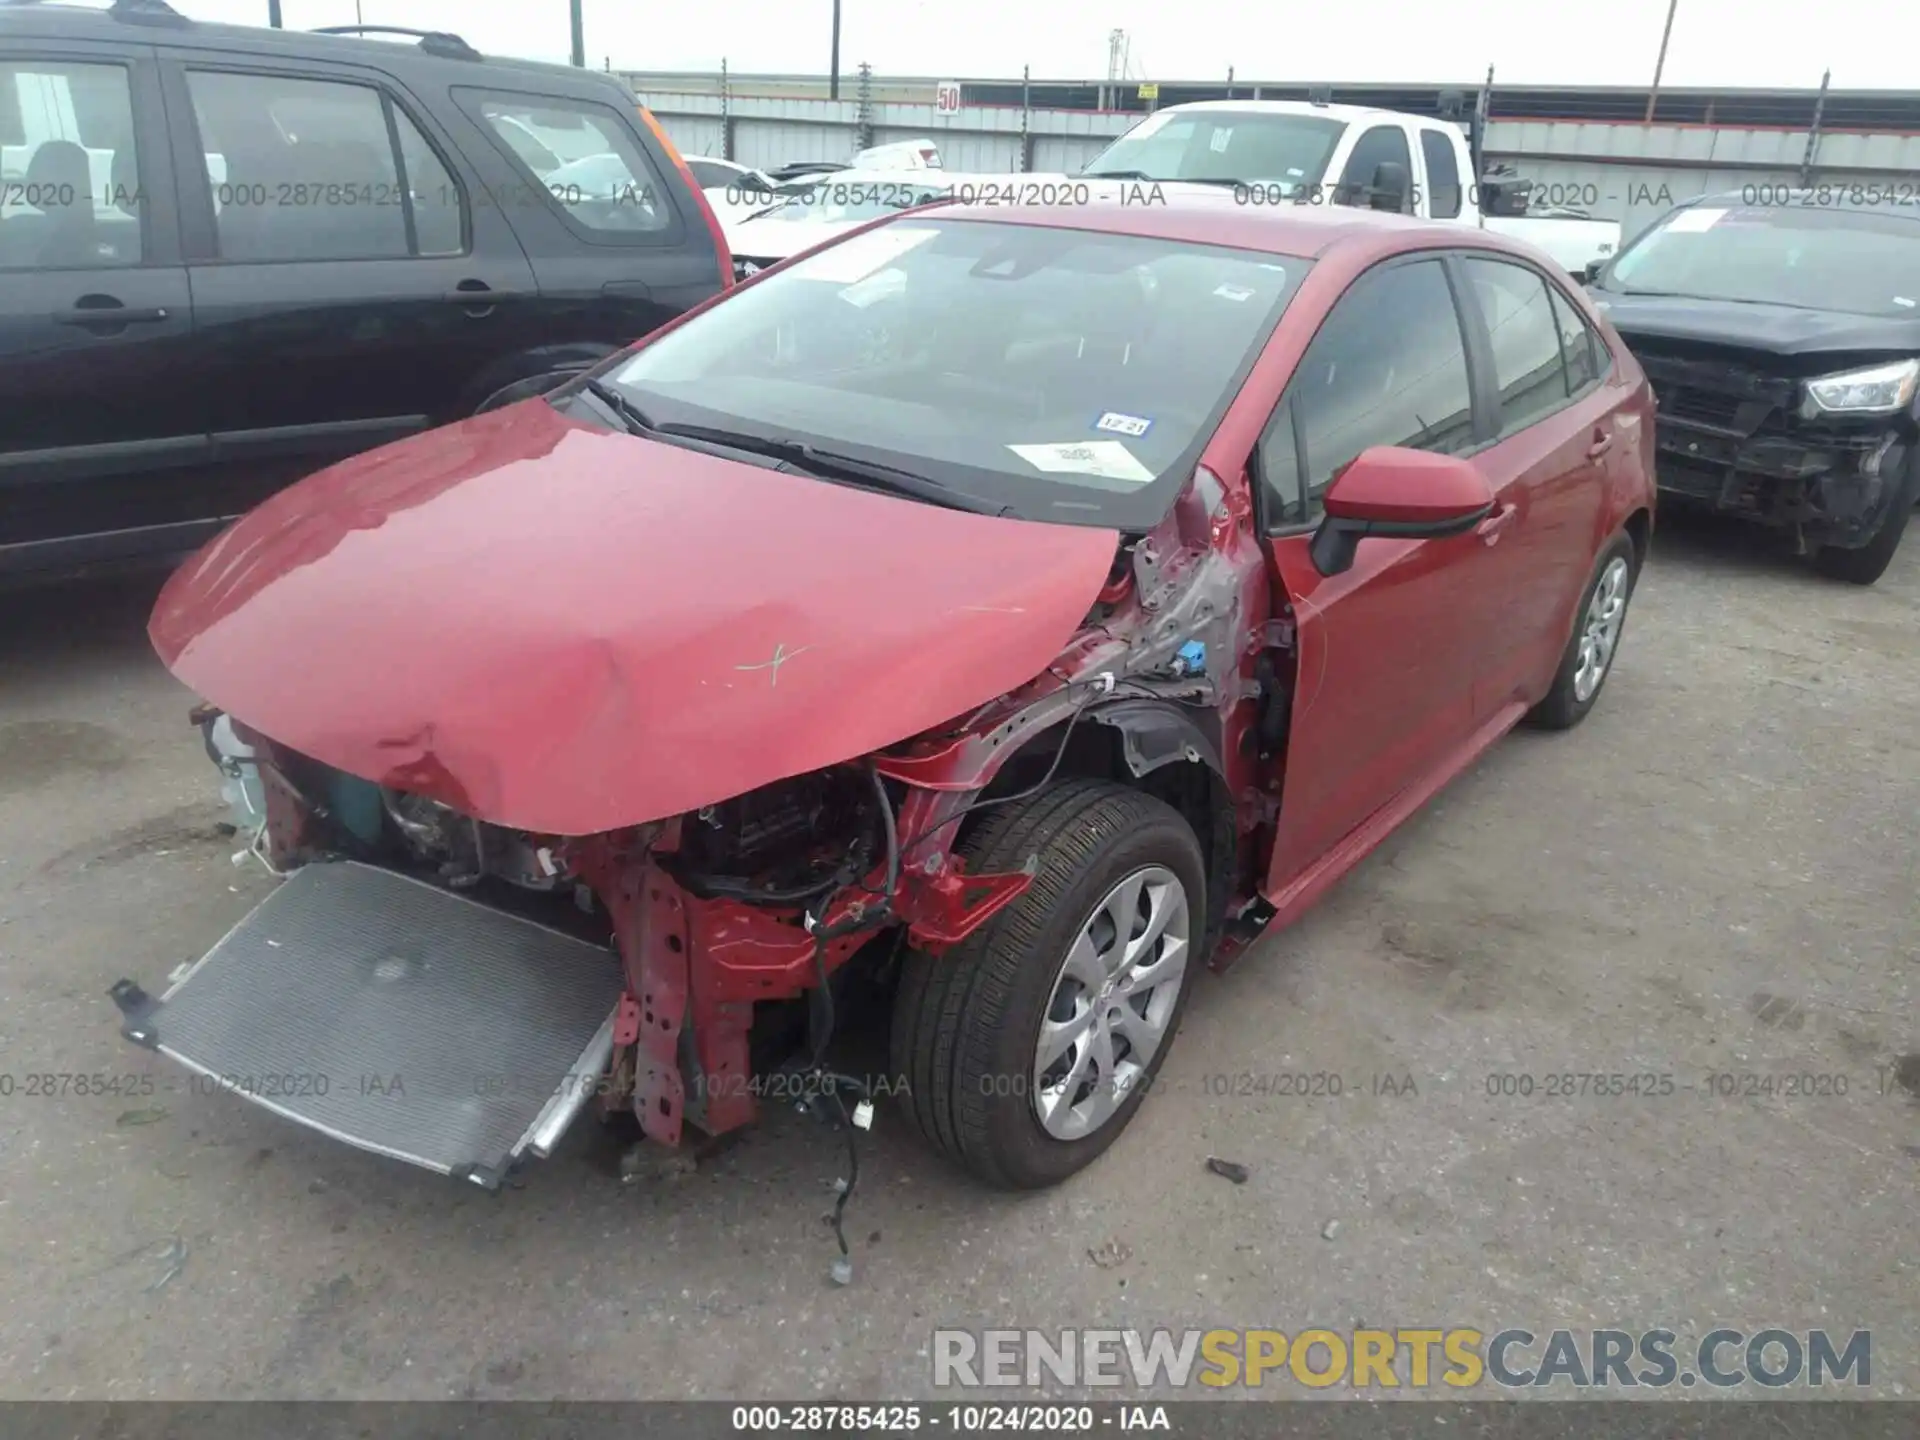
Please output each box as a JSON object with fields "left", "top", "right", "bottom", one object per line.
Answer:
{"left": 311, "top": 23, "right": 482, "bottom": 62}
{"left": 0, "top": 0, "right": 189, "bottom": 20}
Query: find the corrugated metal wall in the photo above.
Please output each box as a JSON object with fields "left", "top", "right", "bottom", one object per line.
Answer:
{"left": 728, "top": 119, "right": 849, "bottom": 170}
{"left": 862, "top": 125, "right": 1021, "bottom": 172}
{"left": 1488, "top": 121, "right": 1920, "bottom": 238}
{"left": 637, "top": 87, "right": 1920, "bottom": 243}
{"left": 660, "top": 112, "right": 727, "bottom": 159}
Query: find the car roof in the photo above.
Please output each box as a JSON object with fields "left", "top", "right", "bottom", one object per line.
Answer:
{"left": 0, "top": 0, "right": 618, "bottom": 90}
{"left": 929, "top": 187, "right": 1515, "bottom": 263}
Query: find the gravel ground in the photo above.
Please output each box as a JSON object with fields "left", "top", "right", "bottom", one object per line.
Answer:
{"left": 0, "top": 512, "right": 1913, "bottom": 1402}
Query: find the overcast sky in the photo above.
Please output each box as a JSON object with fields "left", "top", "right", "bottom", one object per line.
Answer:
{"left": 176, "top": 0, "right": 1916, "bottom": 89}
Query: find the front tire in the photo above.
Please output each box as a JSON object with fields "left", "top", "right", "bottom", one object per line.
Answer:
{"left": 1810, "top": 455, "right": 1918, "bottom": 585}
{"left": 1527, "top": 531, "right": 1639, "bottom": 731}
{"left": 890, "top": 779, "right": 1206, "bottom": 1190}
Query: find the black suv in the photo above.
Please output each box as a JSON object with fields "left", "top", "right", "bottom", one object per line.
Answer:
{"left": 1, "top": 0, "right": 730, "bottom": 577}
{"left": 1592, "top": 190, "right": 1920, "bottom": 585}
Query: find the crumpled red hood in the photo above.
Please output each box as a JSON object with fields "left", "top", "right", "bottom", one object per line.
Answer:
{"left": 152, "top": 401, "right": 1119, "bottom": 836}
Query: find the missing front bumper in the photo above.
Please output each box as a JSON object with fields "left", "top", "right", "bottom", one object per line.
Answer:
{"left": 1655, "top": 425, "right": 1903, "bottom": 544}
{"left": 111, "top": 860, "right": 624, "bottom": 1188}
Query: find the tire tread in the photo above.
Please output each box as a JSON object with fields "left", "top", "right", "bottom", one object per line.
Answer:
{"left": 890, "top": 779, "right": 1200, "bottom": 1188}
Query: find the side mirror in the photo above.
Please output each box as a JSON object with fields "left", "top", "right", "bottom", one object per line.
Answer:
{"left": 1308, "top": 447, "right": 1496, "bottom": 577}
{"left": 1369, "top": 160, "right": 1410, "bottom": 212}
{"left": 1581, "top": 258, "right": 1606, "bottom": 285}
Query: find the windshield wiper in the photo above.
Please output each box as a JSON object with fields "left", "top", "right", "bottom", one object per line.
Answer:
{"left": 651, "top": 423, "right": 1014, "bottom": 517}
{"left": 1611, "top": 287, "right": 1781, "bottom": 306}
{"left": 1081, "top": 168, "right": 1263, "bottom": 189}
{"left": 579, "top": 377, "right": 660, "bottom": 436}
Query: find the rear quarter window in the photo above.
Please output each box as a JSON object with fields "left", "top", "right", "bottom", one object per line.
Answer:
{"left": 458, "top": 88, "right": 682, "bottom": 242}
{"left": 1547, "top": 283, "right": 1608, "bottom": 395}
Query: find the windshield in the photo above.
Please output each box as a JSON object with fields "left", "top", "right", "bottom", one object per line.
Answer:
{"left": 602, "top": 218, "right": 1307, "bottom": 528}
{"left": 1083, "top": 110, "right": 1347, "bottom": 188}
{"left": 1599, "top": 202, "right": 1920, "bottom": 316}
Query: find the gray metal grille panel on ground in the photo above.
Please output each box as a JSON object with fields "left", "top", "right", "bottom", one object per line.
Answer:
{"left": 144, "top": 860, "right": 623, "bottom": 1181}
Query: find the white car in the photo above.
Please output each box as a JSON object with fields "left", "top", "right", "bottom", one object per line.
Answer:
{"left": 681, "top": 156, "right": 784, "bottom": 252}
{"left": 1052, "top": 100, "right": 1621, "bottom": 276}
{"left": 725, "top": 171, "right": 1000, "bottom": 278}
{"left": 849, "top": 138, "right": 943, "bottom": 170}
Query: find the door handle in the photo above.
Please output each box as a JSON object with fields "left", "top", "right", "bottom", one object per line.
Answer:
{"left": 1586, "top": 428, "right": 1614, "bottom": 460}
{"left": 443, "top": 283, "right": 527, "bottom": 304}
{"left": 1476, "top": 502, "right": 1519, "bottom": 545}
{"left": 55, "top": 301, "right": 171, "bottom": 327}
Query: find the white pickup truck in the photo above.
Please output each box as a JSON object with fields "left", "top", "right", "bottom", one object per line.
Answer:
{"left": 1060, "top": 99, "right": 1619, "bottom": 275}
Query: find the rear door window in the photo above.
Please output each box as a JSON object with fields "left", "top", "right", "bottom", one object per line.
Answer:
{"left": 183, "top": 70, "right": 464, "bottom": 261}
{"left": 1463, "top": 257, "right": 1573, "bottom": 433}
{"left": 464, "top": 92, "right": 676, "bottom": 238}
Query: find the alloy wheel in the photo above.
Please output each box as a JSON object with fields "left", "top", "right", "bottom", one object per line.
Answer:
{"left": 1031, "top": 865, "right": 1191, "bottom": 1141}
{"left": 1573, "top": 556, "right": 1631, "bottom": 703}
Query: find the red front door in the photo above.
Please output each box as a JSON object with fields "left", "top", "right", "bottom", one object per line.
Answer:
{"left": 1245, "top": 254, "right": 1507, "bottom": 898}
{"left": 1262, "top": 528, "right": 1497, "bottom": 892}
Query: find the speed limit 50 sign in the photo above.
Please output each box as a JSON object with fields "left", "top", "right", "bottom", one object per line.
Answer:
{"left": 935, "top": 81, "right": 962, "bottom": 113}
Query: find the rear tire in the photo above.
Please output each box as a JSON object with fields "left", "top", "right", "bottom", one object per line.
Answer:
{"left": 890, "top": 779, "right": 1206, "bottom": 1190}
{"left": 1526, "top": 531, "right": 1639, "bottom": 731}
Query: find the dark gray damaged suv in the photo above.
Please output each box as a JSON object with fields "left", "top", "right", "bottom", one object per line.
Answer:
{"left": 1, "top": 0, "right": 731, "bottom": 578}
{"left": 1591, "top": 190, "right": 1920, "bottom": 585}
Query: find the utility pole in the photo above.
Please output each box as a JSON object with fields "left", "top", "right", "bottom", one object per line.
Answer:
{"left": 1798, "top": 68, "right": 1832, "bottom": 185}
{"left": 267, "top": 0, "right": 282, "bottom": 27}
{"left": 1645, "top": 0, "right": 1679, "bottom": 123}
{"left": 569, "top": 0, "right": 585, "bottom": 68}
{"left": 854, "top": 61, "right": 873, "bottom": 151}
{"left": 829, "top": 0, "right": 843, "bottom": 101}
{"left": 1019, "top": 64, "right": 1030, "bottom": 172}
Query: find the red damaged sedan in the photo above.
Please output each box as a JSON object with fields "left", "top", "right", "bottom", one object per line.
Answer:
{"left": 117, "top": 191, "right": 1654, "bottom": 1204}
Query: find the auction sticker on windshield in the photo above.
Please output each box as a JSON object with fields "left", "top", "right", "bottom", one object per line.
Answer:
{"left": 842, "top": 269, "right": 908, "bottom": 307}
{"left": 790, "top": 227, "right": 940, "bottom": 285}
{"left": 1665, "top": 207, "right": 1728, "bottom": 233}
{"left": 1008, "top": 441, "right": 1155, "bottom": 483}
